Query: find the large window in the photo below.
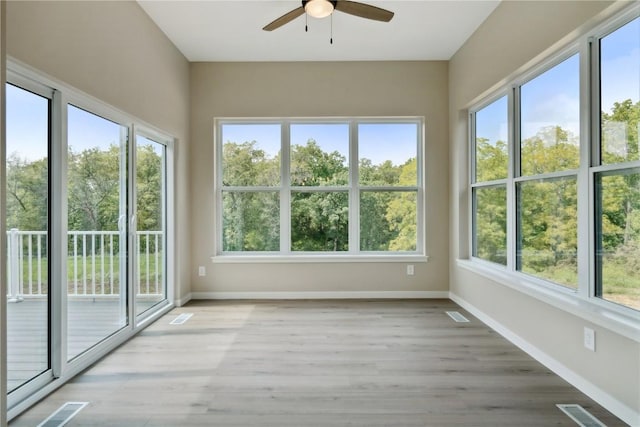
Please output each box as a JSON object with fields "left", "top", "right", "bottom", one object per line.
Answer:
{"left": 517, "top": 54, "right": 580, "bottom": 289}
{"left": 595, "top": 16, "right": 640, "bottom": 310}
{"left": 469, "top": 10, "right": 639, "bottom": 313}
{"left": 216, "top": 119, "right": 423, "bottom": 256}
{"left": 472, "top": 96, "right": 508, "bottom": 265}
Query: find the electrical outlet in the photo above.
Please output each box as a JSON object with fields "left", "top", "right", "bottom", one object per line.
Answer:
{"left": 198, "top": 266, "right": 206, "bottom": 277}
{"left": 583, "top": 327, "right": 595, "bottom": 351}
{"left": 406, "top": 264, "right": 415, "bottom": 276}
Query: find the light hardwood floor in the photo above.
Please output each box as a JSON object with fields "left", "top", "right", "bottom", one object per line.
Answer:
{"left": 9, "top": 299, "right": 626, "bottom": 426}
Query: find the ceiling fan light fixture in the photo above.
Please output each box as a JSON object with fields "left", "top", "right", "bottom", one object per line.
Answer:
{"left": 304, "top": 0, "right": 334, "bottom": 19}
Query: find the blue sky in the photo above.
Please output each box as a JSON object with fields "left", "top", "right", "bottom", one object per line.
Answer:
{"left": 68, "top": 105, "right": 124, "bottom": 154}
{"left": 520, "top": 54, "right": 580, "bottom": 141}
{"left": 222, "top": 122, "right": 418, "bottom": 166}
{"left": 601, "top": 17, "right": 640, "bottom": 112}
{"left": 6, "top": 84, "right": 48, "bottom": 161}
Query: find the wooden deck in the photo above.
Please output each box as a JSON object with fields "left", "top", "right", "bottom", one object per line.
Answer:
{"left": 9, "top": 299, "right": 627, "bottom": 426}
{"left": 7, "top": 297, "right": 160, "bottom": 392}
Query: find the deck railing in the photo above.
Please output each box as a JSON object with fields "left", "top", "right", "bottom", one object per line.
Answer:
{"left": 7, "top": 229, "right": 163, "bottom": 300}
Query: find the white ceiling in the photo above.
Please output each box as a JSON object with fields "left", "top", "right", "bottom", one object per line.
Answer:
{"left": 137, "top": 0, "right": 501, "bottom": 62}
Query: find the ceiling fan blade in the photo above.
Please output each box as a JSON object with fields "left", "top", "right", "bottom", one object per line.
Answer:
{"left": 334, "top": 1, "right": 394, "bottom": 22}
{"left": 263, "top": 6, "right": 305, "bottom": 31}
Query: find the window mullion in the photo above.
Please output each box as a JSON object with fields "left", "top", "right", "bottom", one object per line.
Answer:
{"left": 51, "top": 89, "right": 67, "bottom": 377}
{"left": 349, "top": 120, "right": 359, "bottom": 254}
{"left": 577, "top": 37, "right": 594, "bottom": 299}
{"left": 588, "top": 35, "right": 603, "bottom": 302}
{"left": 281, "top": 122, "right": 291, "bottom": 254}
{"left": 507, "top": 86, "right": 518, "bottom": 272}
{"left": 468, "top": 111, "right": 476, "bottom": 259}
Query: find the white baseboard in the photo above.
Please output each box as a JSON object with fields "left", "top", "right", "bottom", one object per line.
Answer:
{"left": 174, "top": 293, "right": 192, "bottom": 307}
{"left": 449, "top": 292, "right": 639, "bottom": 427}
{"left": 190, "top": 291, "right": 449, "bottom": 300}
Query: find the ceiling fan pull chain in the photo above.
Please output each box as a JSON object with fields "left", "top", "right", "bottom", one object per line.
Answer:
{"left": 305, "top": 13, "right": 308, "bottom": 32}
{"left": 330, "top": 13, "right": 333, "bottom": 44}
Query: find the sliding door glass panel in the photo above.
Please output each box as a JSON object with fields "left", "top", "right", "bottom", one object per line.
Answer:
{"left": 5, "top": 83, "right": 51, "bottom": 392}
{"left": 135, "top": 135, "right": 167, "bottom": 317}
{"left": 67, "top": 105, "right": 128, "bottom": 360}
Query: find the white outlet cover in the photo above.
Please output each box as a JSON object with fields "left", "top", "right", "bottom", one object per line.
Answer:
{"left": 583, "top": 327, "right": 595, "bottom": 351}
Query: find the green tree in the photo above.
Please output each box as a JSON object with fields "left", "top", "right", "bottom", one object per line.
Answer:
{"left": 222, "top": 141, "right": 279, "bottom": 186}
{"left": 221, "top": 138, "right": 418, "bottom": 252}
{"left": 474, "top": 186, "right": 507, "bottom": 264}
{"left": 521, "top": 126, "right": 579, "bottom": 176}
{"left": 67, "top": 146, "right": 121, "bottom": 232}
{"left": 291, "top": 139, "right": 348, "bottom": 186}
{"left": 291, "top": 192, "right": 348, "bottom": 251}
{"left": 602, "top": 99, "right": 640, "bottom": 164}
{"left": 136, "top": 144, "right": 163, "bottom": 232}
{"left": 386, "top": 158, "right": 417, "bottom": 251}
{"left": 222, "top": 141, "right": 280, "bottom": 251}
{"left": 6, "top": 153, "right": 48, "bottom": 231}
{"left": 601, "top": 100, "right": 640, "bottom": 249}
{"left": 290, "top": 140, "right": 349, "bottom": 251}
{"left": 475, "top": 137, "right": 508, "bottom": 182}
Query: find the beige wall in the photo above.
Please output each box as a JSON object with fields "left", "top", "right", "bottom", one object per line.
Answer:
{"left": 6, "top": 1, "right": 191, "bottom": 302}
{"left": 190, "top": 61, "right": 449, "bottom": 294}
{"left": 449, "top": 0, "right": 639, "bottom": 419}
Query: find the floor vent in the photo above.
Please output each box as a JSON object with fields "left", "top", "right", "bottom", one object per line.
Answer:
{"left": 37, "top": 402, "right": 88, "bottom": 427}
{"left": 446, "top": 311, "right": 469, "bottom": 323}
{"left": 557, "top": 404, "right": 606, "bottom": 427}
{"left": 170, "top": 312, "right": 193, "bottom": 325}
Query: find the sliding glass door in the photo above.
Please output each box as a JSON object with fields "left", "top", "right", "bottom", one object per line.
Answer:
{"left": 5, "top": 82, "right": 52, "bottom": 393}
{"left": 134, "top": 134, "right": 167, "bottom": 319}
{"left": 5, "top": 69, "right": 173, "bottom": 414}
{"left": 66, "top": 105, "right": 129, "bottom": 360}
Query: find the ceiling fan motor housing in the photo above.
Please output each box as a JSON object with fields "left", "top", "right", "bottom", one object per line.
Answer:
{"left": 302, "top": 0, "right": 338, "bottom": 8}
{"left": 303, "top": 0, "right": 338, "bottom": 19}
{"left": 263, "top": 0, "right": 393, "bottom": 31}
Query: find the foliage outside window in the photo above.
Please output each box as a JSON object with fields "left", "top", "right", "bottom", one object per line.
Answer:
{"left": 517, "top": 54, "right": 580, "bottom": 289}
{"left": 218, "top": 119, "right": 423, "bottom": 255}
{"left": 469, "top": 12, "right": 639, "bottom": 312}
{"left": 472, "top": 96, "right": 508, "bottom": 265}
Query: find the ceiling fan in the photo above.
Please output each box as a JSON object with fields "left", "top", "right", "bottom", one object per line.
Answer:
{"left": 262, "top": 0, "right": 394, "bottom": 31}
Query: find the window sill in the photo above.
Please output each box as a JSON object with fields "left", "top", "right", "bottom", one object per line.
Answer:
{"left": 456, "top": 259, "right": 640, "bottom": 343}
{"left": 211, "top": 254, "right": 429, "bottom": 264}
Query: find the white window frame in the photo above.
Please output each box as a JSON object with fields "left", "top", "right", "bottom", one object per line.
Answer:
{"left": 464, "top": 4, "right": 640, "bottom": 341}
{"left": 213, "top": 117, "right": 427, "bottom": 263}
{"left": 469, "top": 91, "right": 510, "bottom": 267}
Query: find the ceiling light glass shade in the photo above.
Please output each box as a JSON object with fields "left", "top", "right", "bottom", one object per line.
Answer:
{"left": 305, "top": 0, "right": 334, "bottom": 18}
